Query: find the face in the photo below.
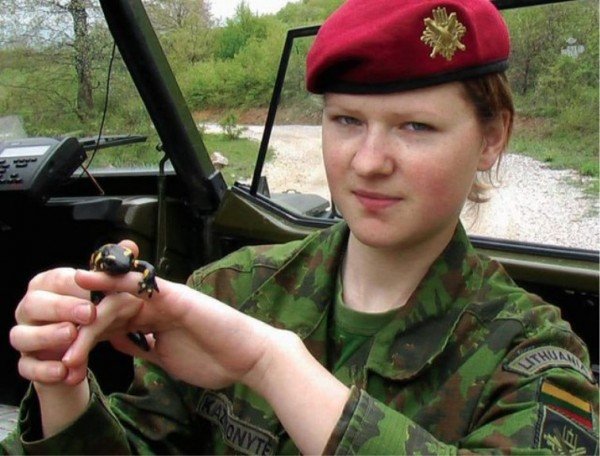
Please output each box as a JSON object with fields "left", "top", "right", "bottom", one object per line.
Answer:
{"left": 322, "top": 82, "right": 505, "bottom": 253}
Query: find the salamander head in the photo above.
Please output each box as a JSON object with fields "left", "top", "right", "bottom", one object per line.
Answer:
{"left": 90, "top": 244, "right": 134, "bottom": 275}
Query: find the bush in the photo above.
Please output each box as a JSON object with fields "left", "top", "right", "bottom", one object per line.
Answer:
{"left": 219, "top": 112, "right": 246, "bottom": 140}
{"left": 557, "top": 87, "right": 598, "bottom": 134}
{"left": 187, "top": 19, "right": 285, "bottom": 110}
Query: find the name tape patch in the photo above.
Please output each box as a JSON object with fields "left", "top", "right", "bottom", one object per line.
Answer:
{"left": 504, "top": 346, "right": 594, "bottom": 382}
{"left": 197, "top": 391, "right": 278, "bottom": 455}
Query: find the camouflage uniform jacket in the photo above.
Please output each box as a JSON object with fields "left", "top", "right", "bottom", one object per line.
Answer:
{"left": 2, "top": 221, "right": 598, "bottom": 454}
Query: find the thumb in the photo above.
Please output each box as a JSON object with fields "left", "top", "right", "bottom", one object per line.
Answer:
{"left": 118, "top": 239, "right": 140, "bottom": 259}
{"left": 63, "top": 363, "right": 89, "bottom": 386}
{"left": 62, "top": 294, "right": 144, "bottom": 367}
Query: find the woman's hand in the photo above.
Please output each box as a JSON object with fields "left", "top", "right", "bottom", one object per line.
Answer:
{"left": 67, "top": 264, "right": 276, "bottom": 391}
{"left": 10, "top": 265, "right": 98, "bottom": 437}
{"left": 12, "top": 240, "right": 348, "bottom": 451}
{"left": 11, "top": 267, "right": 96, "bottom": 386}
{"left": 11, "top": 237, "right": 276, "bottom": 392}
{"left": 69, "top": 247, "right": 350, "bottom": 455}
{"left": 9, "top": 240, "right": 148, "bottom": 436}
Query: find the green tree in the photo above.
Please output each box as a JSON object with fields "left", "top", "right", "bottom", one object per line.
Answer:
{"left": 214, "top": 2, "right": 268, "bottom": 59}
{"left": 505, "top": 0, "right": 598, "bottom": 183}
{"left": 144, "top": 0, "right": 214, "bottom": 64}
{"left": 67, "top": 0, "right": 94, "bottom": 115}
{"left": 0, "top": 0, "right": 105, "bottom": 120}
{"left": 276, "top": 0, "right": 343, "bottom": 26}
{"left": 505, "top": 0, "right": 598, "bottom": 97}
{"left": 188, "top": 17, "right": 286, "bottom": 110}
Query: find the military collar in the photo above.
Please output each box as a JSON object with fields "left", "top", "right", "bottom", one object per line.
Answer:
{"left": 237, "top": 222, "right": 348, "bottom": 338}
{"left": 238, "top": 221, "right": 484, "bottom": 381}
{"left": 368, "top": 224, "right": 482, "bottom": 380}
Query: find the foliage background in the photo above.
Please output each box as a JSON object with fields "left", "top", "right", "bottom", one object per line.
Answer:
{"left": 0, "top": 0, "right": 597, "bottom": 190}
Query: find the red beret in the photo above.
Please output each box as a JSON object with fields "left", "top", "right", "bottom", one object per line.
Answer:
{"left": 306, "top": 0, "right": 510, "bottom": 94}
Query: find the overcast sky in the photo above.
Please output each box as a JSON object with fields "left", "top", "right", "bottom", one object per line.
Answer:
{"left": 210, "top": 0, "right": 296, "bottom": 22}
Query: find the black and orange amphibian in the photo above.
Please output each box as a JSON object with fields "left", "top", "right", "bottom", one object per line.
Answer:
{"left": 89, "top": 243, "right": 159, "bottom": 351}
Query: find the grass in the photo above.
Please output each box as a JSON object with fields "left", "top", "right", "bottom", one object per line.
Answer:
{"left": 203, "top": 133, "right": 262, "bottom": 184}
{"left": 511, "top": 115, "right": 599, "bottom": 196}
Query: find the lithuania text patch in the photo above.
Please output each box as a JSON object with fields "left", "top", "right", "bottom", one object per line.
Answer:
{"left": 504, "top": 346, "right": 594, "bottom": 382}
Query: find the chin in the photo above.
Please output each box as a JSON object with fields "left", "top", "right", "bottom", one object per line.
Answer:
{"left": 356, "top": 233, "right": 413, "bottom": 251}
{"left": 360, "top": 238, "right": 402, "bottom": 251}
{"left": 349, "top": 221, "right": 412, "bottom": 250}
{"left": 348, "top": 217, "right": 453, "bottom": 253}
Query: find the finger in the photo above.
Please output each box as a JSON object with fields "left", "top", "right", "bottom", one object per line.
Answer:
{"left": 10, "top": 322, "right": 77, "bottom": 353}
{"left": 15, "top": 290, "right": 95, "bottom": 325}
{"left": 18, "top": 355, "right": 67, "bottom": 384}
{"left": 62, "top": 292, "right": 144, "bottom": 367}
{"left": 63, "top": 363, "right": 89, "bottom": 386}
{"left": 74, "top": 269, "right": 157, "bottom": 296}
{"left": 26, "top": 268, "right": 90, "bottom": 299}
{"left": 118, "top": 239, "right": 139, "bottom": 258}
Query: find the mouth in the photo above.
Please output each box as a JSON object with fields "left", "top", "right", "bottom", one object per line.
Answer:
{"left": 353, "top": 190, "right": 402, "bottom": 211}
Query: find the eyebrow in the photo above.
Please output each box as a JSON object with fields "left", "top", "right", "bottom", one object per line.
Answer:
{"left": 323, "top": 101, "right": 445, "bottom": 122}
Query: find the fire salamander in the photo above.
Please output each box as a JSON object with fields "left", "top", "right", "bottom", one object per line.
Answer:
{"left": 89, "top": 243, "right": 159, "bottom": 351}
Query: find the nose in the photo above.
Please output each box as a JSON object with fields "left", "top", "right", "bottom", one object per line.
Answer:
{"left": 351, "top": 127, "right": 395, "bottom": 177}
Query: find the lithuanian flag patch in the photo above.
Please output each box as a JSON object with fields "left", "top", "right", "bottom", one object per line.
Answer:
{"left": 539, "top": 381, "right": 593, "bottom": 430}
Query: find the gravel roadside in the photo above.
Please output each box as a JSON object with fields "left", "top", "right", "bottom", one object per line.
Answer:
{"left": 207, "top": 124, "right": 599, "bottom": 251}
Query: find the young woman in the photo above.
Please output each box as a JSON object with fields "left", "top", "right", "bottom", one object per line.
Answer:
{"left": 3, "top": 0, "right": 597, "bottom": 454}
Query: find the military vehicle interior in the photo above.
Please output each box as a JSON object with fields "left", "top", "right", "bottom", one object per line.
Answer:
{"left": 0, "top": 0, "right": 597, "bottom": 414}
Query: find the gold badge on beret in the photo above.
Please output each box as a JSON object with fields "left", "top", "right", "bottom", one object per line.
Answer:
{"left": 421, "top": 7, "right": 467, "bottom": 61}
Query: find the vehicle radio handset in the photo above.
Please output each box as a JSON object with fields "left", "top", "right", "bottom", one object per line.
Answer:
{"left": 0, "top": 137, "right": 87, "bottom": 204}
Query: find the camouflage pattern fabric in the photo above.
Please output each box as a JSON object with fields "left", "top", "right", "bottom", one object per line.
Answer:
{"left": 1, "top": 222, "right": 598, "bottom": 454}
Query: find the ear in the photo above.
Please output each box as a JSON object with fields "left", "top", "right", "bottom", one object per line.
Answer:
{"left": 478, "top": 109, "right": 511, "bottom": 171}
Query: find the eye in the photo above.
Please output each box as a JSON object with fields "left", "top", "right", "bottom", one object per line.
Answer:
{"left": 404, "top": 122, "right": 432, "bottom": 132}
{"left": 336, "top": 115, "right": 362, "bottom": 126}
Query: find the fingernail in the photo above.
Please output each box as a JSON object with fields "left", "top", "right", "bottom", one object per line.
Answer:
{"left": 59, "top": 325, "right": 74, "bottom": 341}
{"left": 62, "top": 346, "right": 73, "bottom": 364}
{"left": 50, "top": 364, "right": 65, "bottom": 380}
{"left": 74, "top": 303, "right": 92, "bottom": 323}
